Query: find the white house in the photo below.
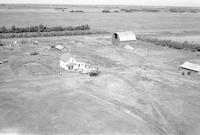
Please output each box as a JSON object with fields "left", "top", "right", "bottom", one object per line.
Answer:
{"left": 112, "top": 31, "right": 136, "bottom": 46}
{"left": 60, "top": 54, "right": 89, "bottom": 72}
{"left": 60, "top": 54, "right": 77, "bottom": 71}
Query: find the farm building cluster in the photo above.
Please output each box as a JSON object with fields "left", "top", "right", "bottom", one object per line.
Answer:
{"left": 59, "top": 31, "right": 137, "bottom": 76}
{"left": 57, "top": 31, "right": 200, "bottom": 77}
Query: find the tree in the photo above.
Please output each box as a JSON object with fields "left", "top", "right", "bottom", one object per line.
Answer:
{"left": 0, "top": 26, "right": 7, "bottom": 33}
{"left": 11, "top": 25, "right": 16, "bottom": 33}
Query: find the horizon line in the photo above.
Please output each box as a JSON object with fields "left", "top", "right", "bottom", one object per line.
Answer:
{"left": 1, "top": 3, "right": 200, "bottom": 8}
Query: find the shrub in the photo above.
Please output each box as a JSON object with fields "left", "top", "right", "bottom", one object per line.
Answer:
{"left": 120, "top": 9, "right": 133, "bottom": 13}
{"left": 30, "top": 52, "right": 39, "bottom": 55}
{"left": 102, "top": 10, "right": 110, "bottom": 13}
{"left": 69, "top": 10, "right": 84, "bottom": 13}
{"left": 0, "top": 41, "right": 5, "bottom": 46}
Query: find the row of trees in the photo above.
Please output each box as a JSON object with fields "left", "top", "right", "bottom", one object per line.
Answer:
{"left": 0, "top": 24, "right": 90, "bottom": 33}
{"left": 0, "top": 30, "right": 109, "bottom": 38}
{"left": 138, "top": 36, "right": 200, "bottom": 52}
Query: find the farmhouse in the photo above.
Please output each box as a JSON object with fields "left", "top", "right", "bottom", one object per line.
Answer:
{"left": 112, "top": 31, "right": 136, "bottom": 46}
{"left": 60, "top": 54, "right": 89, "bottom": 72}
{"left": 179, "top": 61, "right": 200, "bottom": 75}
{"left": 60, "top": 54, "right": 77, "bottom": 71}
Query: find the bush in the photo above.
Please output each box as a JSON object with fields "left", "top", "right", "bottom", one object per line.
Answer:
{"left": 30, "top": 52, "right": 39, "bottom": 55}
{"left": 70, "top": 10, "right": 84, "bottom": 13}
{"left": 0, "top": 41, "right": 5, "bottom": 46}
{"left": 102, "top": 10, "right": 110, "bottom": 13}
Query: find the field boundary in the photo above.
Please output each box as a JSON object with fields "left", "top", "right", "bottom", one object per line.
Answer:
{"left": 137, "top": 35, "right": 200, "bottom": 52}
{"left": 0, "top": 30, "right": 110, "bottom": 39}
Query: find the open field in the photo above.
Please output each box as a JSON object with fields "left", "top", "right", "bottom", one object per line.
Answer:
{"left": 1, "top": 4, "right": 200, "bottom": 135}
{"left": 1, "top": 5, "right": 200, "bottom": 45}
{"left": 0, "top": 35, "right": 200, "bottom": 135}
{"left": 1, "top": 11, "right": 200, "bottom": 33}
{"left": 1, "top": 5, "right": 200, "bottom": 33}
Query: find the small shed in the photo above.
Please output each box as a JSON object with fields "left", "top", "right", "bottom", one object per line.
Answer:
{"left": 112, "top": 31, "right": 136, "bottom": 46}
{"left": 55, "top": 44, "right": 65, "bottom": 51}
{"left": 179, "top": 61, "right": 200, "bottom": 75}
{"left": 60, "top": 54, "right": 77, "bottom": 71}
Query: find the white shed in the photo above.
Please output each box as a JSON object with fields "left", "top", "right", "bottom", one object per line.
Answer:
{"left": 180, "top": 61, "right": 200, "bottom": 75}
{"left": 112, "top": 31, "right": 136, "bottom": 46}
{"left": 55, "top": 44, "right": 65, "bottom": 51}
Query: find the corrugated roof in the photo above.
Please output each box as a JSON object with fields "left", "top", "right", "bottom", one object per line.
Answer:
{"left": 115, "top": 31, "right": 136, "bottom": 42}
{"left": 180, "top": 61, "right": 200, "bottom": 72}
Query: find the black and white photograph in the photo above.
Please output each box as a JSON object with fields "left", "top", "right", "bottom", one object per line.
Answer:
{"left": 0, "top": 0, "right": 200, "bottom": 135}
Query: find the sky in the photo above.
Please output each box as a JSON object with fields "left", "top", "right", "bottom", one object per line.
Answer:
{"left": 1, "top": 0, "right": 200, "bottom": 7}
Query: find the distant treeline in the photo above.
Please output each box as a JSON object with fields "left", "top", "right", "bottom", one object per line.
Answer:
{"left": 0, "top": 24, "right": 90, "bottom": 33}
{"left": 120, "top": 8, "right": 160, "bottom": 13}
{"left": 120, "top": 8, "right": 200, "bottom": 13}
{"left": 102, "top": 8, "right": 200, "bottom": 13}
{"left": 138, "top": 36, "right": 200, "bottom": 52}
{"left": 69, "top": 10, "right": 84, "bottom": 13}
{"left": 54, "top": 8, "right": 68, "bottom": 10}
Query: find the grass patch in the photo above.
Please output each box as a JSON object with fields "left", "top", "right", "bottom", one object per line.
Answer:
{"left": 137, "top": 36, "right": 200, "bottom": 52}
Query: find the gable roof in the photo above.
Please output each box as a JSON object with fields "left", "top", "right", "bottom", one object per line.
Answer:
{"left": 180, "top": 61, "right": 200, "bottom": 72}
{"left": 55, "top": 44, "right": 65, "bottom": 50}
{"left": 60, "top": 54, "right": 73, "bottom": 62}
{"left": 114, "top": 31, "right": 136, "bottom": 42}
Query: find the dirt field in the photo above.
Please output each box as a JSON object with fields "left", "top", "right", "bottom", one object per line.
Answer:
{"left": 0, "top": 35, "right": 200, "bottom": 135}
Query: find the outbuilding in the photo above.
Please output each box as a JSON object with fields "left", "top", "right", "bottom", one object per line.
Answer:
{"left": 112, "top": 31, "right": 136, "bottom": 46}
{"left": 55, "top": 44, "right": 65, "bottom": 51}
{"left": 179, "top": 61, "right": 200, "bottom": 75}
